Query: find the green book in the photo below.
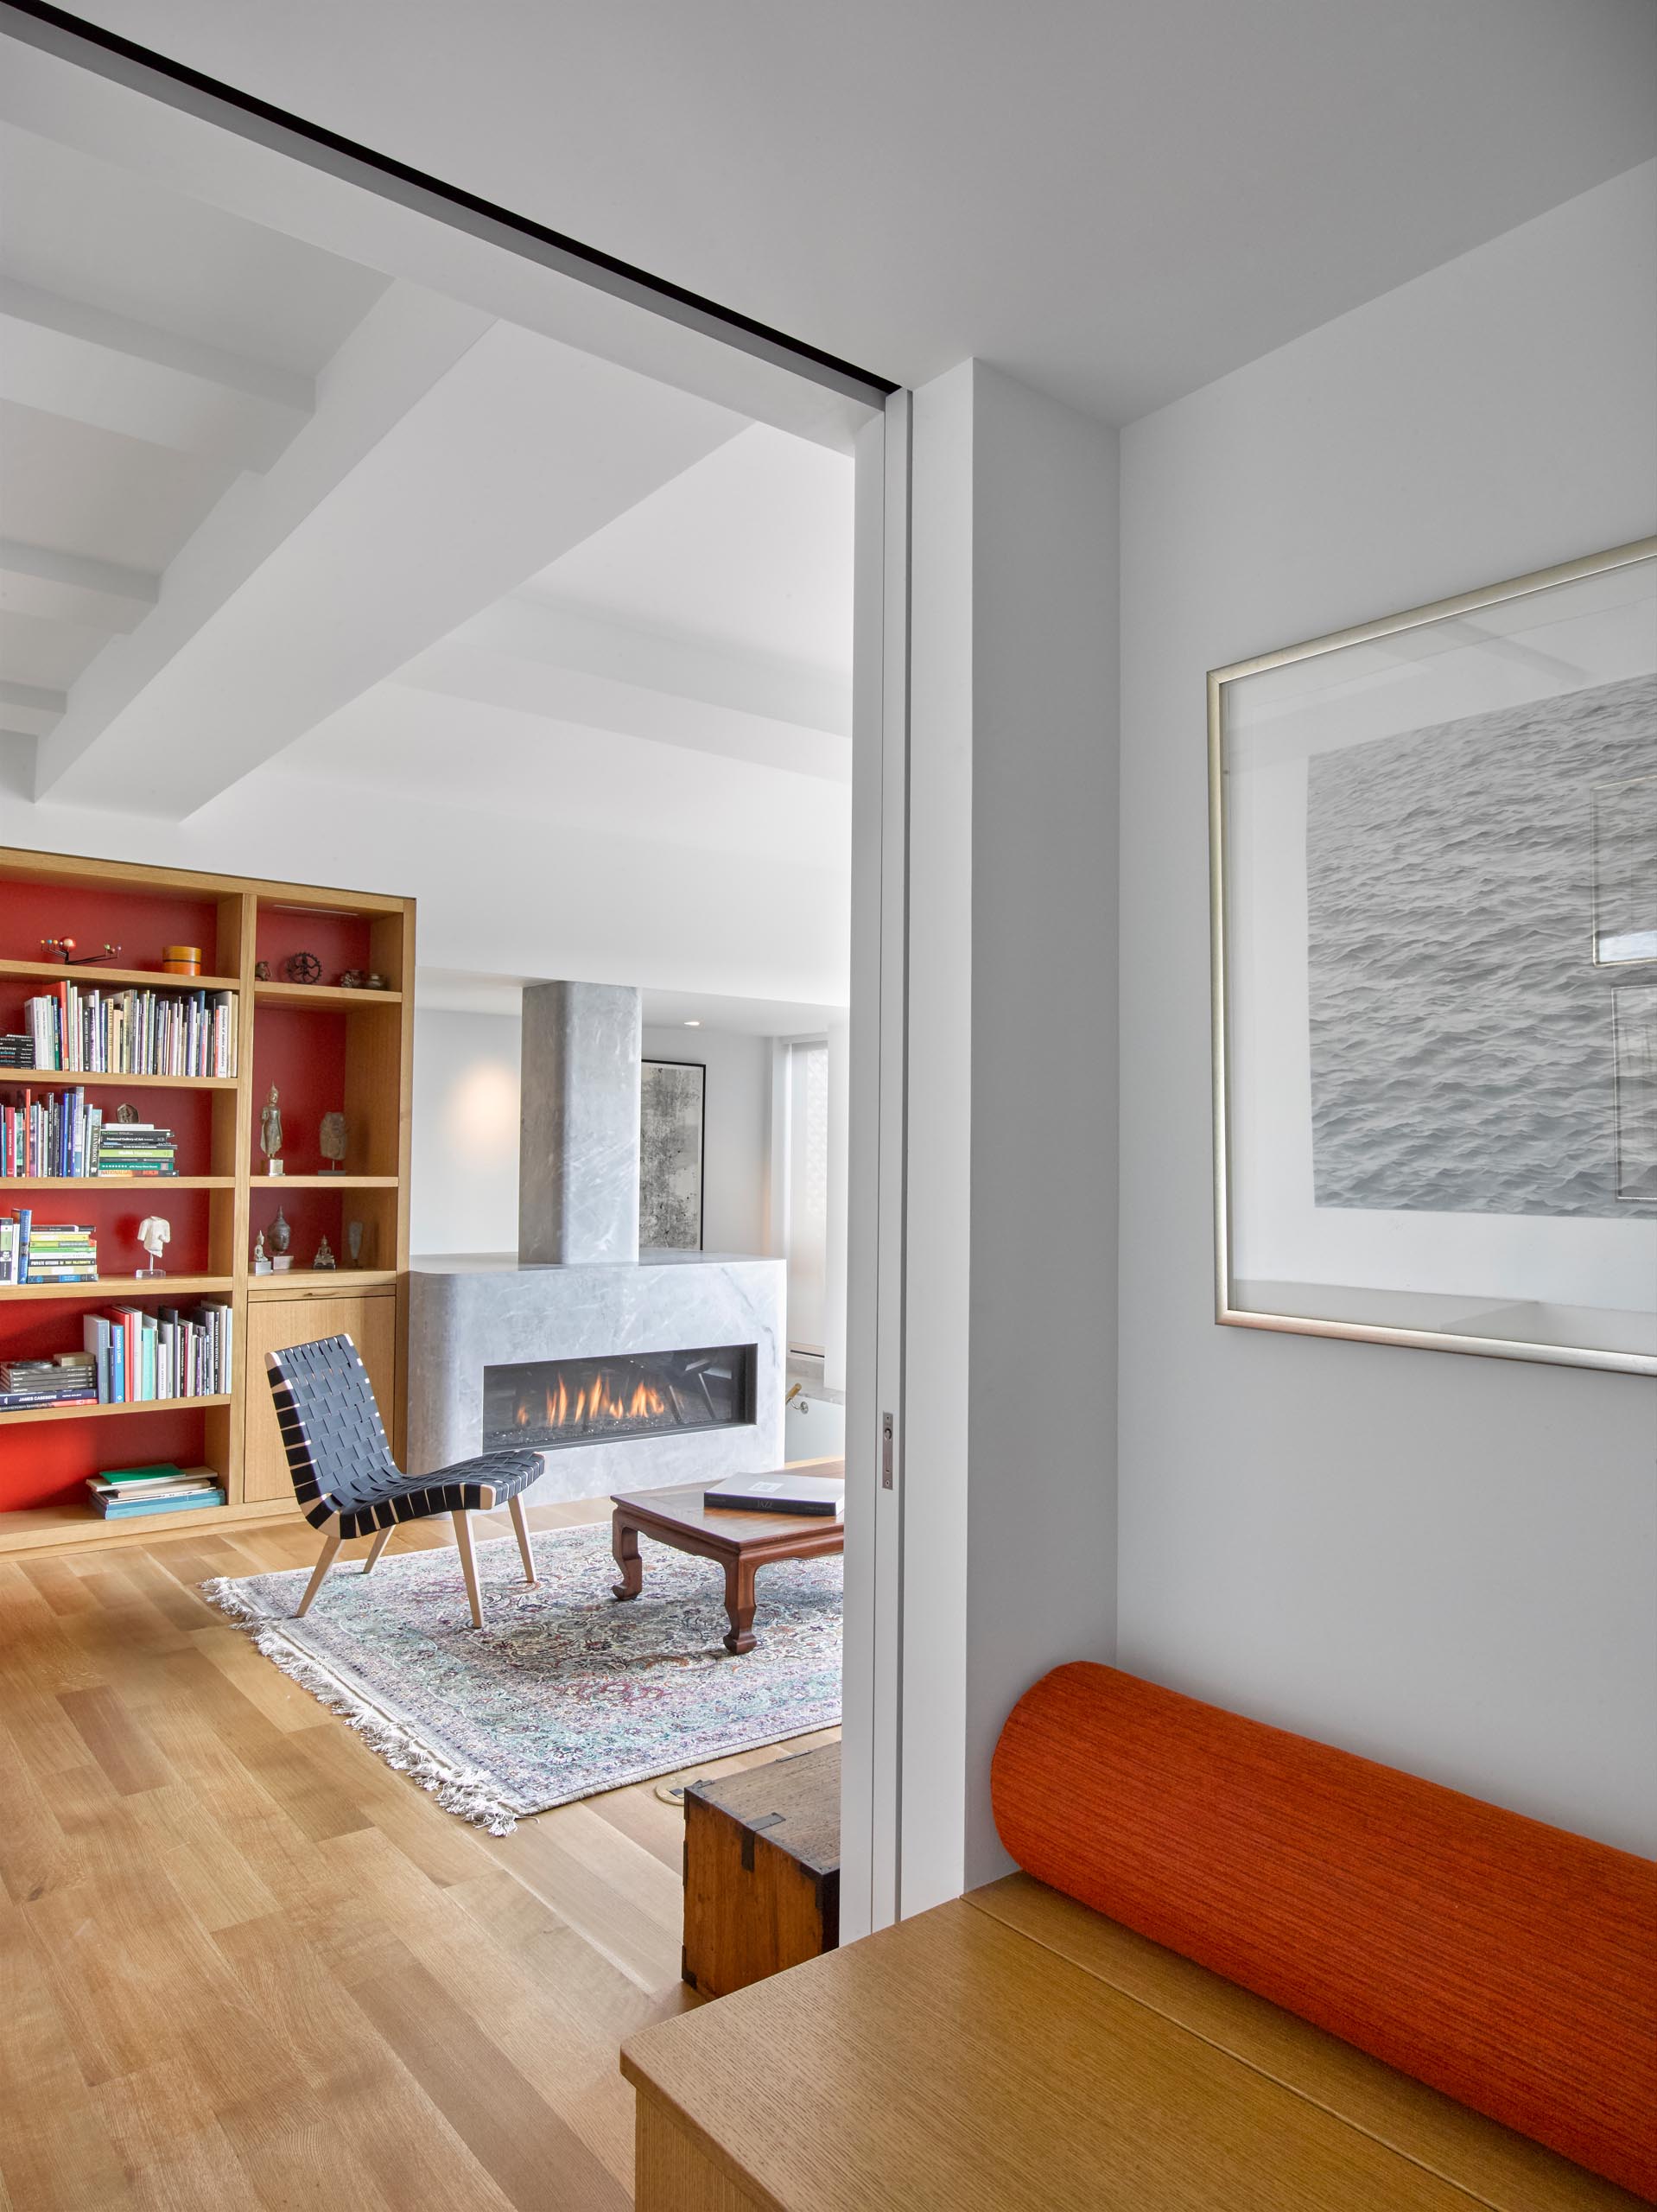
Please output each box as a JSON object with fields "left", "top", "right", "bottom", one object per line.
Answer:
{"left": 95, "top": 1461, "right": 186, "bottom": 1487}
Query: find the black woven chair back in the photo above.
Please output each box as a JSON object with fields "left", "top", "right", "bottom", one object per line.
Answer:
{"left": 267, "top": 1333, "right": 397, "bottom": 1528}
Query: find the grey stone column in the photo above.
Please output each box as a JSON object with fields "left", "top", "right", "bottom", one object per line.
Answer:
{"left": 518, "top": 982, "right": 641, "bottom": 1263}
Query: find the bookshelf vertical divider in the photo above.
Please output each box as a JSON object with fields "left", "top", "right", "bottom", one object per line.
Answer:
{"left": 0, "top": 849, "right": 414, "bottom": 1555}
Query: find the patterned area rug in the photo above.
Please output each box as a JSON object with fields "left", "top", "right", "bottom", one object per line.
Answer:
{"left": 203, "top": 1521, "right": 841, "bottom": 1833}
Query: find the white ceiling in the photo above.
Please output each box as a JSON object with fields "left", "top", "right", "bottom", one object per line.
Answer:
{"left": 0, "top": 103, "right": 856, "bottom": 1027}
{"left": 52, "top": 0, "right": 1657, "bottom": 425}
{"left": 529, "top": 427, "right": 854, "bottom": 679}
{"left": 0, "top": 121, "right": 386, "bottom": 374}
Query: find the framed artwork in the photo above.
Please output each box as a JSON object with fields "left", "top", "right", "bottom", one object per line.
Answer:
{"left": 639, "top": 1059, "right": 706, "bottom": 1250}
{"left": 1209, "top": 537, "right": 1656, "bottom": 1375}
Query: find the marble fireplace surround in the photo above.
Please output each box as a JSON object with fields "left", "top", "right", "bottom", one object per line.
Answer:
{"left": 407, "top": 1251, "right": 787, "bottom": 1505}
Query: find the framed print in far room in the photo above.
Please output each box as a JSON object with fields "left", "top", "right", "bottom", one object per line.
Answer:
{"left": 639, "top": 1059, "right": 706, "bottom": 1250}
{"left": 1209, "top": 537, "right": 1657, "bottom": 1376}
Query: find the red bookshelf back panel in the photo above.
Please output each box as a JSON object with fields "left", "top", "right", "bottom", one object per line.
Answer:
{"left": 0, "top": 1292, "right": 229, "bottom": 1507}
{"left": 249, "top": 1183, "right": 350, "bottom": 1273}
{"left": 0, "top": 1406, "right": 215, "bottom": 1512}
{"left": 251, "top": 1005, "right": 348, "bottom": 1175}
{"left": 0, "top": 1187, "right": 212, "bottom": 1276}
{"left": 255, "top": 908, "right": 372, "bottom": 984}
{"left": 1, "top": 1081, "right": 216, "bottom": 1173}
{"left": 0, "top": 880, "right": 225, "bottom": 971}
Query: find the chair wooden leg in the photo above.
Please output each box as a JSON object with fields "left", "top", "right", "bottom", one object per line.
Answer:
{"left": 295, "top": 1526, "right": 343, "bottom": 1617}
{"left": 453, "top": 1510, "right": 485, "bottom": 1629}
{"left": 509, "top": 1493, "right": 537, "bottom": 1587}
{"left": 362, "top": 1525, "right": 395, "bottom": 1574}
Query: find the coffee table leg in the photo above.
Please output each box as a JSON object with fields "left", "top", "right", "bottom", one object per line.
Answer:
{"left": 613, "top": 1516, "right": 644, "bottom": 1602}
{"left": 722, "top": 1557, "right": 758, "bottom": 1655}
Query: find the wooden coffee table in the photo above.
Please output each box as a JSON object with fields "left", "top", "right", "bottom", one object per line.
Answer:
{"left": 610, "top": 1464, "right": 844, "bottom": 1654}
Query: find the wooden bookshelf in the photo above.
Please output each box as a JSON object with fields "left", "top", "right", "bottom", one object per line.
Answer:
{"left": 0, "top": 957, "right": 243, "bottom": 991}
{"left": 0, "top": 1274, "right": 234, "bottom": 1300}
{"left": 0, "top": 846, "right": 414, "bottom": 1554}
{"left": 0, "top": 1394, "right": 232, "bottom": 1427}
{"left": 3, "top": 1071, "right": 240, "bottom": 1090}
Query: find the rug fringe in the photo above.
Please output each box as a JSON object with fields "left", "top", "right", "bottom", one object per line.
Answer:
{"left": 200, "top": 1578, "right": 520, "bottom": 1834}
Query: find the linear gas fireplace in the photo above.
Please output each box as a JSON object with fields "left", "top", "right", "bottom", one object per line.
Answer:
{"left": 482, "top": 1343, "right": 757, "bottom": 1453}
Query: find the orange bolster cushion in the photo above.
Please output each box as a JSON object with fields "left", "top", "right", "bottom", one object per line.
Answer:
{"left": 991, "top": 1662, "right": 1657, "bottom": 2200}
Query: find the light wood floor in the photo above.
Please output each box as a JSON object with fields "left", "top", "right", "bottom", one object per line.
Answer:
{"left": 0, "top": 1496, "right": 839, "bottom": 2210}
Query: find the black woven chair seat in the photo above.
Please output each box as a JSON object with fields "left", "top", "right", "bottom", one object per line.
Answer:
{"left": 333, "top": 1450, "right": 543, "bottom": 1540}
{"left": 268, "top": 1332, "right": 543, "bottom": 1533}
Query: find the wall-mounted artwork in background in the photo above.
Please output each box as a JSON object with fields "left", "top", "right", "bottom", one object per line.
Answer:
{"left": 1210, "top": 537, "right": 1657, "bottom": 1376}
{"left": 639, "top": 1059, "right": 706, "bottom": 1251}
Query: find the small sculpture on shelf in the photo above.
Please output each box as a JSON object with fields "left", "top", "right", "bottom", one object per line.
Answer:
{"left": 253, "top": 960, "right": 271, "bottom": 982}
{"left": 319, "top": 1111, "right": 348, "bottom": 1172}
{"left": 41, "top": 937, "right": 123, "bottom": 967}
{"left": 252, "top": 1229, "right": 272, "bottom": 1275}
{"left": 346, "top": 1220, "right": 365, "bottom": 1268}
{"left": 135, "top": 1215, "right": 170, "bottom": 1279}
{"left": 283, "top": 951, "right": 322, "bottom": 985}
{"left": 260, "top": 1084, "right": 283, "bottom": 1174}
{"left": 365, "top": 973, "right": 390, "bottom": 991}
{"left": 314, "top": 1235, "right": 337, "bottom": 1271}
{"left": 339, "top": 969, "right": 367, "bottom": 989}
{"left": 114, "top": 1102, "right": 138, "bottom": 1125}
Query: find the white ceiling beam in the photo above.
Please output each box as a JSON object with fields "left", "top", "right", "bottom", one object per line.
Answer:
{"left": 35, "top": 296, "right": 746, "bottom": 817}
{"left": 397, "top": 618, "right": 852, "bottom": 785}
{"left": 0, "top": 538, "right": 157, "bottom": 630}
{"left": 32, "top": 278, "right": 492, "bottom": 808}
{"left": 0, "top": 277, "right": 313, "bottom": 472}
{"left": 0, "top": 677, "right": 66, "bottom": 739}
{"left": 473, "top": 594, "right": 850, "bottom": 735}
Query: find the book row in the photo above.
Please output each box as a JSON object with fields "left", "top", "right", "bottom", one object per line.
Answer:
{"left": 3, "top": 1088, "right": 179, "bottom": 1179}
{"left": 0, "top": 1301, "right": 232, "bottom": 1408}
{"left": 18, "top": 982, "right": 237, "bottom": 1077}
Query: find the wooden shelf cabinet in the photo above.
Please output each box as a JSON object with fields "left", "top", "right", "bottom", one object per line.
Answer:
{"left": 0, "top": 846, "right": 414, "bottom": 1553}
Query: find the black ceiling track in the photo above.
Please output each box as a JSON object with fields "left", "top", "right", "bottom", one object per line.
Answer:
{"left": 0, "top": 0, "right": 898, "bottom": 406}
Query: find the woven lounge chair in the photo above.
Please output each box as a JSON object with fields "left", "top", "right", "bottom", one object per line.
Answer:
{"left": 265, "top": 1332, "right": 543, "bottom": 1628}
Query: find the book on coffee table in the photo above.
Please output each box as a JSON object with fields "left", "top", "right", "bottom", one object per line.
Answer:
{"left": 703, "top": 1472, "right": 843, "bottom": 1517}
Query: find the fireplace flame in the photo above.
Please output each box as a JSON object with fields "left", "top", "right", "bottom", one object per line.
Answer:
{"left": 536, "top": 1368, "right": 669, "bottom": 1434}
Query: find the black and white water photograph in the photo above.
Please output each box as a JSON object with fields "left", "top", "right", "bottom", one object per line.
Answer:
{"left": 1307, "top": 671, "right": 1656, "bottom": 1218}
{"left": 1215, "top": 543, "right": 1657, "bottom": 1370}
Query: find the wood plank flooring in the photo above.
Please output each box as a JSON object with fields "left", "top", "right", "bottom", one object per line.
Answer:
{"left": 0, "top": 1496, "right": 839, "bottom": 2209}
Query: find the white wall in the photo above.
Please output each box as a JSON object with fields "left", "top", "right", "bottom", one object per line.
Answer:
{"left": 410, "top": 1008, "right": 522, "bottom": 1254}
{"left": 1117, "top": 164, "right": 1657, "bottom": 1856}
{"left": 409, "top": 1006, "right": 773, "bottom": 1256}
{"left": 902, "top": 360, "right": 1120, "bottom": 1909}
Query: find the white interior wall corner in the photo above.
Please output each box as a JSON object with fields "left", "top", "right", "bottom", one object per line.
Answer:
{"left": 1115, "top": 162, "right": 1657, "bottom": 1858}
{"left": 903, "top": 359, "right": 1120, "bottom": 1910}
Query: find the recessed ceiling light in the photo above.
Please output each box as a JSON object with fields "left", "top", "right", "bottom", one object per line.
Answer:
{"left": 684, "top": 1020, "right": 702, "bottom": 1027}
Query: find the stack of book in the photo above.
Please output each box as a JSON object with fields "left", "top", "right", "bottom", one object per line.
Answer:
{"left": 0, "top": 1212, "right": 97, "bottom": 1284}
{"left": 86, "top": 1462, "right": 225, "bottom": 1519}
{"left": 0, "top": 1351, "right": 98, "bottom": 1412}
{"left": 22, "top": 982, "right": 236, "bottom": 1077}
{"left": 0, "top": 1034, "right": 31, "bottom": 1070}
{"left": 82, "top": 1303, "right": 232, "bottom": 1402}
{"left": 90, "top": 1120, "right": 178, "bottom": 1178}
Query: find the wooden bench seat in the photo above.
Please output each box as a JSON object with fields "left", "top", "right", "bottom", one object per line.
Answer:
{"left": 622, "top": 1872, "right": 1641, "bottom": 2211}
